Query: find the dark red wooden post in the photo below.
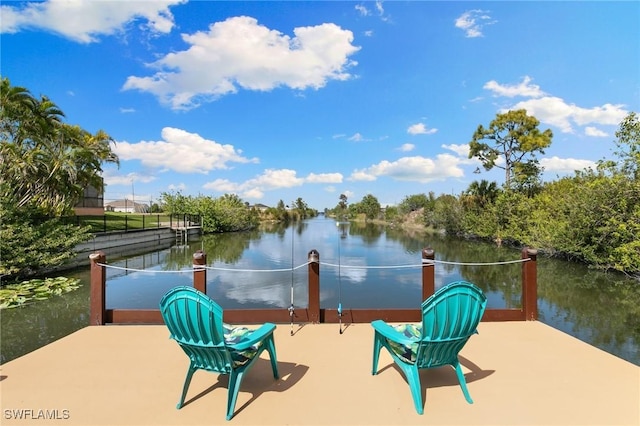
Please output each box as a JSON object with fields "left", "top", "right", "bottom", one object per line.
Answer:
{"left": 193, "top": 250, "right": 207, "bottom": 293}
{"left": 89, "top": 251, "right": 106, "bottom": 325}
{"left": 422, "top": 248, "right": 435, "bottom": 301}
{"left": 308, "top": 249, "right": 320, "bottom": 323}
{"left": 522, "top": 247, "right": 538, "bottom": 321}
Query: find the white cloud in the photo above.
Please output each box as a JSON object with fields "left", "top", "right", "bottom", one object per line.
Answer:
{"left": 305, "top": 172, "right": 343, "bottom": 183}
{"left": 242, "top": 187, "right": 265, "bottom": 199}
{"left": 167, "top": 183, "right": 187, "bottom": 192}
{"left": 442, "top": 144, "right": 471, "bottom": 158}
{"left": 540, "top": 156, "right": 596, "bottom": 173}
{"left": 348, "top": 132, "right": 365, "bottom": 142}
{"left": 123, "top": 16, "right": 360, "bottom": 110}
{"left": 102, "top": 170, "right": 156, "bottom": 187}
{"left": 203, "top": 170, "right": 343, "bottom": 200}
{"left": 484, "top": 76, "right": 545, "bottom": 98}
{"left": 243, "top": 169, "right": 304, "bottom": 190}
{"left": 455, "top": 10, "right": 496, "bottom": 38}
{"left": 509, "top": 97, "right": 627, "bottom": 133}
{"left": 113, "top": 127, "right": 258, "bottom": 174}
{"left": 349, "top": 170, "right": 377, "bottom": 181}
{"left": 399, "top": 143, "right": 415, "bottom": 152}
{"left": 0, "top": 0, "right": 183, "bottom": 43}
{"left": 356, "top": 1, "right": 388, "bottom": 21}
{"left": 584, "top": 126, "right": 609, "bottom": 137}
{"left": 484, "top": 77, "right": 629, "bottom": 133}
{"left": 203, "top": 168, "right": 305, "bottom": 200}
{"left": 202, "top": 178, "right": 239, "bottom": 193}
{"left": 355, "top": 4, "right": 370, "bottom": 16}
{"left": 119, "top": 107, "right": 136, "bottom": 114}
{"left": 407, "top": 123, "right": 438, "bottom": 135}
{"left": 349, "top": 154, "right": 464, "bottom": 183}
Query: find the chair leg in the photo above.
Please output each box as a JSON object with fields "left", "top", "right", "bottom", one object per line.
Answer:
{"left": 226, "top": 369, "right": 245, "bottom": 420}
{"left": 453, "top": 361, "right": 474, "bottom": 404}
{"left": 403, "top": 364, "right": 424, "bottom": 415}
{"left": 372, "top": 333, "right": 383, "bottom": 375}
{"left": 177, "top": 365, "right": 196, "bottom": 409}
{"left": 266, "top": 336, "right": 279, "bottom": 379}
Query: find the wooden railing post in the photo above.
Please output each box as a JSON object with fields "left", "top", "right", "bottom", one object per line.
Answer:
{"left": 308, "top": 249, "right": 320, "bottom": 323}
{"left": 193, "top": 250, "right": 207, "bottom": 293}
{"left": 422, "top": 248, "right": 435, "bottom": 301}
{"left": 89, "top": 251, "right": 106, "bottom": 325}
{"left": 522, "top": 247, "right": 538, "bottom": 321}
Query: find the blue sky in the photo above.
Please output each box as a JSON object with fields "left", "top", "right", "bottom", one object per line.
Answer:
{"left": 2, "top": 1, "right": 639, "bottom": 210}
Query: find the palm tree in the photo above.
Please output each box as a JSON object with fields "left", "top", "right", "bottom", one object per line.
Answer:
{"left": 1, "top": 78, "right": 118, "bottom": 215}
{"left": 463, "top": 180, "right": 500, "bottom": 209}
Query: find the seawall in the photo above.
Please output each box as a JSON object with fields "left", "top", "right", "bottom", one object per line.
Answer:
{"left": 62, "top": 227, "right": 201, "bottom": 270}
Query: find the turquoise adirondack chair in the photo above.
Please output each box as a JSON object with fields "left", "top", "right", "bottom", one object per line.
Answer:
{"left": 159, "top": 286, "right": 279, "bottom": 420}
{"left": 371, "top": 281, "right": 487, "bottom": 414}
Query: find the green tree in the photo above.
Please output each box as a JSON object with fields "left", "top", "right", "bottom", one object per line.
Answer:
{"left": 359, "top": 194, "right": 381, "bottom": 220}
{"left": 384, "top": 205, "right": 399, "bottom": 222}
{"left": 398, "top": 192, "right": 435, "bottom": 213}
{"left": 159, "top": 191, "right": 192, "bottom": 215}
{"left": 0, "top": 199, "right": 93, "bottom": 279}
{"left": 469, "top": 109, "right": 552, "bottom": 190}
{"left": 265, "top": 199, "right": 288, "bottom": 221}
{"left": 336, "top": 193, "right": 349, "bottom": 220}
{"left": 0, "top": 78, "right": 118, "bottom": 278}
{"left": 294, "top": 197, "right": 313, "bottom": 219}
{"left": 0, "top": 78, "right": 118, "bottom": 215}
{"left": 209, "top": 194, "right": 258, "bottom": 232}
{"left": 463, "top": 180, "right": 499, "bottom": 207}
{"left": 431, "top": 194, "right": 463, "bottom": 235}
{"left": 607, "top": 111, "right": 640, "bottom": 179}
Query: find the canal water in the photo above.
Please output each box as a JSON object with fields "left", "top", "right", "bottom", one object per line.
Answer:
{"left": 2, "top": 216, "right": 639, "bottom": 365}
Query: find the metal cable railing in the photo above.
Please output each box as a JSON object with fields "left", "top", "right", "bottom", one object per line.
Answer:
{"left": 96, "top": 257, "right": 529, "bottom": 274}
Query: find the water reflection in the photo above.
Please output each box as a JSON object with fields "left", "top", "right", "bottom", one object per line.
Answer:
{"left": 1, "top": 216, "right": 638, "bottom": 366}
{"left": 0, "top": 268, "right": 91, "bottom": 364}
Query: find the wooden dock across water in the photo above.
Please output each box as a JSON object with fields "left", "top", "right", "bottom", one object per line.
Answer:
{"left": 1, "top": 321, "right": 638, "bottom": 425}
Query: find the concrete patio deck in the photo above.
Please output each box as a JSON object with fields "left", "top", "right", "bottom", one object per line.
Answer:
{"left": 1, "top": 321, "right": 638, "bottom": 425}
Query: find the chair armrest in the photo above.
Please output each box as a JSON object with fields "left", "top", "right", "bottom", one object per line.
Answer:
{"left": 228, "top": 322, "right": 276, "bottom": 351}
{"left": 371, "top": 320, "right": 418, "bottom": 346}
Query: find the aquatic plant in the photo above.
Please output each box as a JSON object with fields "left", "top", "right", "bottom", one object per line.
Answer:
{"left": 0, "top": 277, "right": 80, "bottom": 309}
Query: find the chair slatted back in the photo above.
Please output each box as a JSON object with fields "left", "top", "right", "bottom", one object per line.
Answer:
{"left": 416, "top": 281, "right": 487, "bottom": 369}
{"left": 160, "top": 286, "right": 233, "bottom": 373}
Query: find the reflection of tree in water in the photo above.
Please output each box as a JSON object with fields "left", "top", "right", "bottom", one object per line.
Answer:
{"left": 337, "top": 222, "right": 349, "bottom": 239}
{"left": 435, "top": 239, "right": 523, "bottom": 307}
{"left": 161, "top": 230, "right": 261, "bottom": 270}
{"left": 384, "top": 226, "right": 427, "bottom": 254}
{"left": 295, "top": 220, "right": 308, "bottom": 236}
{"left": 384, "top": 228, "right": 640, "bottom": 363}
{"left": 201, "top": 230, "right": 260, "bottom": 264}
{"left": 537, "top": 258, "right": 640, "bottom": 358}
{"left": 1, "top": 269, "right": 91, "bottom": 363}
{"left": 259, "top": 220, "right": 307, "bottom": 242}
{"left": 259, "top": 221, "right": 287, "bottom": 236}
{"left": 383, "top": 230, "right": 523, "bottom": 306}
{"left": 347, "top": 221, "right": 383, "bottom": 245}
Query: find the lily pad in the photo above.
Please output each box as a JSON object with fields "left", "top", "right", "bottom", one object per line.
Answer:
{"left": 0, "top": 277, "right": 81, "bottom": 309}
